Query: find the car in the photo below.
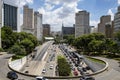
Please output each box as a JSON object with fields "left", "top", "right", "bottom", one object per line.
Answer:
{"left": 77, "top": 66, "right": 82, "bottom": 71}
{"left": 82, "top": 67, "right": 87, "bottom": 72}
{"left": 80, "top": 76, "right": 95, "bottom": 80}
{"left": 36, "top": 77, "right": 48, "bottom": 80}
{"left": 7, "top": 71, "right": 18, "bottom": 80}
{"left": 73, "top": 71, "right": 78, "bottom": 76}
{"left": 50, "top": 65, "right": 53, "bottom": 69}
{"left": 42, "top": 69, "right": 46, "bottom": 73}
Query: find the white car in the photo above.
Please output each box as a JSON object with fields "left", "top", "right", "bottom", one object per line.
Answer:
{"left": 50, "top": 65, "right": 53, "bottom": 69}
{"left": 36, "top": 77, "right": 48, "bottom": 80}
{"left": 42, "top": 69, "right": 46, "bottom": 73}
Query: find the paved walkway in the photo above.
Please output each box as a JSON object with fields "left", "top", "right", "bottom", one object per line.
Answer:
{"left": 93, "top": 57, "right": 120, "bottom": 80}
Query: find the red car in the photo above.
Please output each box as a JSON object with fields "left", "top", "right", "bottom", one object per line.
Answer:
{"left": 73, "top": 71, "right": 78, "bottom": 76}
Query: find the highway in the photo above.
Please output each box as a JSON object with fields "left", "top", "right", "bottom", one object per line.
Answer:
{"left": 34, "top": 41, "right": 52, "bottom": 61}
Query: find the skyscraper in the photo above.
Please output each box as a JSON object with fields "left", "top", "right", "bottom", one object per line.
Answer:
{"left": 1, "top": 0, "right": 20, "bottom": 32}
{"left": 34, "top": 11, "right": 43, "bottom": 41}
{"left": 75, "top": 10, "right": 90, "bottom": 38}
{"left": 23, "top": 5, "right": 34, "bottom": 34}
{"left": 43, "top": 24, "right": 50, "bottom": 36}
{"left": 98, "top": 15, "right": 111, "bottom": 34}
{"left": 114, "top": 6, "right": 120, "bottom": 32}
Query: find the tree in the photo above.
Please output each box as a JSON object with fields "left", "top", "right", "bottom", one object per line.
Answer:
{"left": 114, "top": 30, "right": 120, "bottom": 41}
{"left": 9, "top": 44, "right": 26, "bottom": 55}
{"left": 57, "top": 56, "right": 71, "bottom": 76}
{"left": 88, "top": 40, "right": 105, "bottom": 55}
{"left": 65, "top": 35, "right": 74, "bottom": 45}
{"left": 20, "top": 39, "right": 34, "bottom": 54}
{"left": 1, "top": 26, "right": 15, "bottom": 49}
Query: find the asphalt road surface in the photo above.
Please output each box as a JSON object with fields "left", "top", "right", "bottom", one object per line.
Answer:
{"left": 0, "top": 54, "right": 34, "bottom": 80}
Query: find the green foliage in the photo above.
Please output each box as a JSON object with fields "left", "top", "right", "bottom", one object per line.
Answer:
{"left": 114, "top": 30, "right": 120, "bottom": 41}
{"left": 63, "top": 35, "right": 75, "bottom": 45}
{"left": 0, "top": 48, "right": 4, "bottom": 52}
{"left": 20, "top": 38, "right": 34, "bottom": 54}
{"left": 88, "top": 40, "right": 105, "bottom": 53}
{"left": 1, "top": 26, "right": 14, "bottom": 49}
{"left": 9, "top": 44, "right": 26, "bottom": 55}
{"left": 1, "top": 26, "right": 39, "bottom": 55}
{"left": 57, "top": 56, "right": 71, "bottom": 76}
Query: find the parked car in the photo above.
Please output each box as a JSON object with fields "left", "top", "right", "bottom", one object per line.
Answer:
{"left": 7, "top": 71, "right": 18, "bottom": 80}
{"left": 36, "top": 77, "right": 48, "bottom": 80}
{"left": 80, "top": 76, "right": 95, "bottom": 80}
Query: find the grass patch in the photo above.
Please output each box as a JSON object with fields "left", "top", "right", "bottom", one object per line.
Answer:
{"left": 112, "top": 58, "right": 120, "bottom": 61}
{"left": 87, "top": 57, "right": 105, "bottom": 64}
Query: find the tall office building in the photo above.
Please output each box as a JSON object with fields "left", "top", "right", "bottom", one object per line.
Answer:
{"left": 114, "top": 6, "right": 120, "bottom": 32}
{"left": 23, "top": 5, "right": 34, "bottom": 34}
{"left": 43, "top": 24, "right": 50, "bottom": 36}
{"left": 98, "top": 15, "right": 111, "bottom": 34}
{"left": 105, "top": 21, "right": 114, "bottom": 38}
{"left": 0, "top": 0, "right": 20, "bottom": 32}
{"left": 34, "top": 11, "right": 43, "bottom": 41}
{"left": 75, "top": 10, "right": 90, "bottom": 38}
{"left": 62, "top": 24, "right": 75, "bottom": 36}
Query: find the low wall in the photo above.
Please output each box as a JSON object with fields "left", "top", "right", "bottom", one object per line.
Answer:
{"left": 83, "top": 57, "right": 106, "bottom": 72}
{"left": 9, "top": 56, "right": 27, "bottom": 71}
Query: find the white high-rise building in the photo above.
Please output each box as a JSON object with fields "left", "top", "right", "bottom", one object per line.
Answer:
{"left": 75, "top": 10, "right": 90, "bottom": 38}
{"left": 114, "top": 6, "right": 120, "bottom": 32}
{"left": 34, "top": 12, "right": 43, "bottom": 41}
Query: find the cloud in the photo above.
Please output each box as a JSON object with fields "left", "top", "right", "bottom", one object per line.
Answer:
{"left": 107, "top": 9, "right": 114, "bottom": 20}
{"left": 38, "top": 0, "right": 82, "bottom": 31}
{"left": 90, "top": 20, "right": 99, "bottom": 28}
{"left": 3, "top": 0, "right": 33, "bottom": 7}
{"left": 44, "top": 3, "right": 55, "bottom": 11}
{"left": 118, "top": 0, "right": 120, "bottom": 5}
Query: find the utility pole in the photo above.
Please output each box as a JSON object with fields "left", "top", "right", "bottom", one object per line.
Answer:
{"left": 0, "top": 0, "right": 3, "bottom": 48}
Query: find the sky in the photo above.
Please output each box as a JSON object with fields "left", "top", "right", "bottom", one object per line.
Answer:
{"left": 4, "top": 0, "right": 120, "bottom": 31}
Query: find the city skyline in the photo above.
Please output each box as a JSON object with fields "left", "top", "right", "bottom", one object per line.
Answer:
{"left": 3, "top": 0, "right": 120, "bottom": 31}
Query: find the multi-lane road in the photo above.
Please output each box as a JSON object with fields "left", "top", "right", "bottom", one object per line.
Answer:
{"left": 1, "top": 42, "right": 120, "bottom": 80}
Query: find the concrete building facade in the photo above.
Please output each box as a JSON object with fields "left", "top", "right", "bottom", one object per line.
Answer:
{"left": 23, "top": 5, "right": 34, "bottom": 34}
{"left": 62, "top": 25, "right": 75, "bottom": 36}
{"left": 75, "top": 10, "right": 90, "bottom": 38}
{"left": 0, "top": 0, "right": 20, "bottom": 32}
{"left": 34, "top": 11, "right": 43, "bottom": 41}
{"left": 43, "top": 24, "right": 50, "bottom": 36}
{"left": 105, "top": 21, "right": 114, "bottom": 38}
{"left": 98, "top": 15, "right": 111, "bottom": 34}
{"left": 114, "top": 6, "right": 120, "bottom": 32}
